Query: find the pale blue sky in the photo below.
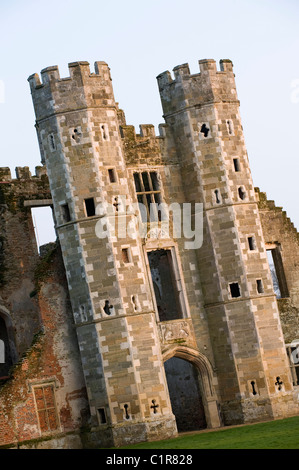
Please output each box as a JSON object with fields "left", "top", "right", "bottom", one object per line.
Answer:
{"left": 0, "top": 0, "right": 298, "bottom": 245}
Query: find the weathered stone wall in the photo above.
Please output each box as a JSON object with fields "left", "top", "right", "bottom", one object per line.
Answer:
{"left": 256, "top": 188, "right": 299, "bottom": 344}
{"left": 0, "top": 244, "right": 89, "bottom": 448}
{"left": 0, "top": 167, "right": 51, "bottom": 356}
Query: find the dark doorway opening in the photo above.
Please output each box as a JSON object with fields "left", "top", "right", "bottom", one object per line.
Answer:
{"left": 164, "top": 356, "right": 207, "bottom": 432}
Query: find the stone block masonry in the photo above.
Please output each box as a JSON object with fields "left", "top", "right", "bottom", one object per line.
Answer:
{"left": 0, "top": 56, "right": 298, "bottom": 449}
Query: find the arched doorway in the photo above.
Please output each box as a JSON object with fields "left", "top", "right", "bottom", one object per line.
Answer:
{"left": 163, "top": 346, "right": 221, "bottom": 431}
{"left": 164, "top": 356, "right": 207, "bottom": 432}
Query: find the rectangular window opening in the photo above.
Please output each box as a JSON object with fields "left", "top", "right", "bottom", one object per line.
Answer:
{"left": 229, "top": 282, "right": 241, "bottom": 298}
{"left": 256, "top": 279, "right": 264, "bottom": 294}
{"left": 233, "top": 158, "right": 241, "bottom": 172}
{"left": 248, "top": 236, "right": 256, "bottom": 251}
{"left": 121, "top": 247, "right": 131, "bottom": 264}
{"left": 31, "top": 206, "right": 56, "bottom": 252}
{"left": 147, "top": 249, "right": 184, "bottom": 322}
{"left": 97, "top": 408, "right": 107, "bottom": 424}
{"left": 84, "top": 198, "right": 96, "bottom": 217}
{"left": 108, "top": 168, "right": 117, "bottom": 183}
{"left": 266, "top": 247, "right": 288, "bottom": 299}
{"left": 61, "top": 203, "right": 71, "bottom": 223}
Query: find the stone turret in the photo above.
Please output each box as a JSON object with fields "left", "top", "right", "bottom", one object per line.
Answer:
{"left": 157, "top": 59, "right": 295, "bottom": 422}
{"left": 28, "top": 61, "right": 177, "bottom": 447}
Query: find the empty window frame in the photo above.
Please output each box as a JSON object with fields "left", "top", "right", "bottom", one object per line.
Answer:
{"left": 108, "top": 168, "right": 117, "bottom": 183}
{"left": 121, "top": 247, "right": 132, "bottom": 264}
{"left": 226, "top": 119, "right": 234, "bottom": 136}
{"left": 33, "top": 384, "right": 59, "bottom": 433}
{"left": 229, "top": 282, "right": 241, "bottom": 298}
{"left": 248, "top": 236, "right": 256, "bottom": 251}
{"left": 256, "top": 279, "right": 264, "bottom": 294}
{"left": 97, "top": 408, "right": 107, "bottom": 424}
{"left": 84, "top": 198, "right": 96, "bottom": 217}
{"left": 147, "top": 248, "right": 186, "bottom": 322}
{"left": 266, "top": 246, "right": 288, "bottom": 299}
{"left": 133, "top": 171, "right": 165, "bottom": 222}
{"left": 286, "top": 342, "right": 299, "bottom": 386}
{"left": 233, "top": 158, "right": 241, "bottom": 172}
{"left": 61, "top": 203, "right": 71, "bottom": 223}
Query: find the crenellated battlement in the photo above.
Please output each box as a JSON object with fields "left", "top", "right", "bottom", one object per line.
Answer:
{"left": 120, "top": 123, "right": 163, "bottom": 141}
{"left": 157, "top": 58, "right": 238, "bottom": 117}
{"left": 28, "top": 61, "right": 111, "bottom": 90}
{"left": 0, "top": 166, "right": 48, "bottom": 182}
{"left": 28, "top": 61, "right": 115, "bottom": 121}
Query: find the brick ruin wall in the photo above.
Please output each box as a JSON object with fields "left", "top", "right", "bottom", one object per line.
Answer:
{"left": 0, "top": 168, "right": 89, "bottom": 448}
{"left": 256, "top": 188, "right": 299, "bottom": 343}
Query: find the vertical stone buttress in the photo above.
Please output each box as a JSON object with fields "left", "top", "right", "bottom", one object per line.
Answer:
{"left": 157, "top": 59, "right": 295, "bottom": 423}
{"left": 28, "top": 62, "right": 177, "bottom": 446}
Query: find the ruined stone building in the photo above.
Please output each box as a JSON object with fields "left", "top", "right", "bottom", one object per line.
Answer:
{"left": 0, "top": 58, "right": 298, "bottom": 448}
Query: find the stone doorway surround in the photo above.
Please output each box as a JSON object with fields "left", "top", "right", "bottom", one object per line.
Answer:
{"left": 163, "top": 345, "right": 221, "bottom": 430}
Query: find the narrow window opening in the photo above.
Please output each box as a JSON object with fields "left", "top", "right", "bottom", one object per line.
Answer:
{"left": 266, "top": 247, "right": 289, "bottom": 299}
{"left": 150, "top": 399, "right": 159, "bottom": 414}
{"left": 49, "top": 134, "right": 56, "bottom": 151}
{"left": 248, "top": 236, "right": 256, "bottom": 251}
{"left": 229, "top": 282, "right": 241, "bottom": 298}
{"left": 101, "top": 124, "right": 109, "bottom": 141}
{"left": 84, "top": 198, "right": 96, "bottom": 217}
{"left": 238, "top": 187, "right": 246, "bottom": 200}
{"left": 131, "top": 295, "right": 141, "bottom": 312}
{"left": 124, "top": 404, "right": 130, "bottom": 420}
{"left": 250, "top": 380, "right": 257, "bottom": 396}
{"left": 200, "top": 123, "right": 210, "bottom": 138}
{"left": 227, "top": 119, "right": 234, "bottom": 135}
{"left": 103, "top": 300, "right": 113, "bottom": 316}
{"left": 61, "top": 204, "right": 71, "bottom": 223}
{"left": 108, "top": 168, "right": 117, "bottom": 183}
{"left": 214, "top": 189, "right": 221, "bottom": 204}
{"left": 121, "top": 247, "right": 131, "bottom": 264}
{"left": 72, "top": 128, "right": 82, "bottom": 143}
{"left": 147, "top": 249, "right": 184, "bottom": 322}
{"left": 275, "top": 376, "right": 283, "bottom": 391}
{"left": 97, "top": 408, "right": 107, "bottom": 424}
{"left": 256, "top": 279, "right": 264, "bottom": 294}
{"left": 233, "top": 158, "right": 241, "bottom": 172}
{"left": 79, "top": 305, "right": 87, "bottom": 322}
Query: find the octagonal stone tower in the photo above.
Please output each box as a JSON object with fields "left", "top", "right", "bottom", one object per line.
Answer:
{"left": 28, "top": 61, "right": 177, "bottom": 447}
{"left": 157, "top": 59, "right": 295, "bottom": 421}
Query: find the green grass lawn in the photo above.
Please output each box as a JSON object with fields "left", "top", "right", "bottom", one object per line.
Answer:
{"left": 118, "top": 416, "right": 299, "bottom": 449}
